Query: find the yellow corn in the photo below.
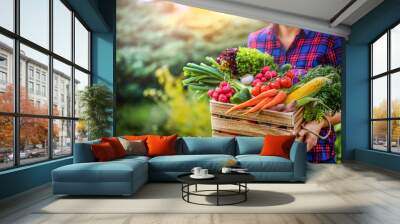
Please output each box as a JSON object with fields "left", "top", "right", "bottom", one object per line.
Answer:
{"left": 285, "top": 77, "right": 329, "bottom": 104}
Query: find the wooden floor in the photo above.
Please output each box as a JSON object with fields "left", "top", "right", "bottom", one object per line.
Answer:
{"left": 1, "top": 162, "right": 400, "bottom": 224}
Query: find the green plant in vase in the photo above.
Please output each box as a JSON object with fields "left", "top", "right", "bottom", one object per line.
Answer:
{"left": 79, "top": 84, "right": 113, "bottom": 140}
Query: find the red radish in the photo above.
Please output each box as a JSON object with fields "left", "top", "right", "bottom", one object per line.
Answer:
{"left": 270, "top": 71, "right": 277, "bottom": 78}
{"left": 212, "top": 91, "right": 219, "bottom": 99}
{"left": 255, "top": 73, "right": 263, "bottom": 79}
{"left": 221, "top": 86, "right": 231, "bottom": 94}
{"left": 218, "top": 94, "right": 228, "bottom": 103}
{"left": 220, "top": 81, "right": 228, "bottom": 87}
{"left": 261, "top": 77, "right": 267, "bottom": 82}
{"left": 207, "top": 89, "right": 214, "bottom": 97}
{"left": 262, "top": 66, "right": 270, "bottom": 74}
{"left": 264, "top": 72, "right": 272, "bottom": 80}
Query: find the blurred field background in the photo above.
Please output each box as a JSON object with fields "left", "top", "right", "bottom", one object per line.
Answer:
{"left": 116, "top": 0, "right": 266, "bottom": 136}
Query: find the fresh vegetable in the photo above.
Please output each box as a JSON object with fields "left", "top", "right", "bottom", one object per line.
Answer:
{"left": 225, "top": 89, "right": 278, "bottom": 114}
{"left": 235, "top": 47, "right": 276, "bottom": 77}
{"left": 230, "top": 88, "right": 251, "bottom": 104}
{"left": 182, "top": 61, "right": 246, "bottom": 96}
{"left": 279, "top": 77, "right": 292, "bottom": 88}
{"left": 216, "top": 48, "right": 239, "bottom": 76}
{"left": 261, "top": 91, "right": 288, "bottom": 110}
{"left": 283, "top": 101, "right": 297, "bottom": 112}
{"left": 251, "top": 66, "right": 277, "bottom": 86}
{"left": 251, "top": 85, "right": 261, "bottom": 96}
{"left": 285, "top": 76, "right": 330, "bottom": 104}
{"left": 243, "top": 97, "right": 273, "bottom": 115}
{"left": 279, "top": 63, "right": 292, "bottom": 74}
{"left": 269, "top": 104, "right": 286, "bottom": 112}
{"left": 292, "top": 66, "right": 342, "bottom": 121}
{"left": 208, "top": 82, "right": 235, "bottom": 103}
{"left": 240, "top": 74, "right": 254, "bottom": 85}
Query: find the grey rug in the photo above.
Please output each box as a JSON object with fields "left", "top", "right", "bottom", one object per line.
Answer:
{"left": 38, "top": 183, "right": 361, "bottom": 214}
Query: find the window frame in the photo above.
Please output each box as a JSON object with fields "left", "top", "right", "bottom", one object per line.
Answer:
{"left": 0, "top": 0, "right": 92, "bottom": 171}
{"left": 370, "top": 20, "right": 400, "bottom": 154}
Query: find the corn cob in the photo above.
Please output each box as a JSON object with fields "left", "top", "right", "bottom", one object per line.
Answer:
{"left": 285, "top": 77, "right": 330, "bottom": 104}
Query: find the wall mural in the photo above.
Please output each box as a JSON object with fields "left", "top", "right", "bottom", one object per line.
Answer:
{"left": 116, "top": 0, "right": 343, "bottom": 163}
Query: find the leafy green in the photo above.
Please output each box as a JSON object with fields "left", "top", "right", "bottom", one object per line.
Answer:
{"left": 297, "top": 66, "right": 342, "bottom": 121}
{"left": 235, "top": 47, "right": 277, "bottom": 77}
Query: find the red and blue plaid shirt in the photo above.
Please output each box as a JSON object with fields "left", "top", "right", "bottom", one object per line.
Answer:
{"left": 248, "top": 26, "right": 343, "bottom": 163}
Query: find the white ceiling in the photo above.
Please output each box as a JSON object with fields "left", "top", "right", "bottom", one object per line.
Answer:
{"left": 170, "top": 0, "right": 384, "bottom": 38}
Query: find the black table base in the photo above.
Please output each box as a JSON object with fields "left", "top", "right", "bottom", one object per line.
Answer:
{"left": 181, "top": 183, "right": 249, "bottom": 206}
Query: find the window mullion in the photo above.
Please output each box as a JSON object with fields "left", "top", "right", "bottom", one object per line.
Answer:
{"left": 387, "top": 29, "right": 391, "bottom": 153}
{"left": 13, "top": 0, "right": 20, "bottom": 167}
{"left": 71, "top": 10, "right": 76, "bottom": 155}
{"left": 48, "top": 0, "right": 54, "bottom": 160}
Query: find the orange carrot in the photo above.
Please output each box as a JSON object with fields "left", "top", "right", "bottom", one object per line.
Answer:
{"left": 261, "top": 91, "right": 288, "bottom": 110}
{"left": 225, "top": 89, "right": 278, "bottom": 114}
{"left": 242, "top": 97, "right": 273, "bottom": 115}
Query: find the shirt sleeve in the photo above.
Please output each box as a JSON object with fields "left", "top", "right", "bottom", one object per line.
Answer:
{"left": 247, "top": 32, "right": 256, "bottom": 48}
{"left": 326, "top": 36, "right": 344, "bottom": 66}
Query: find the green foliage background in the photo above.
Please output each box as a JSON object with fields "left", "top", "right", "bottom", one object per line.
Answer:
{"left": 116, "top": 0, "right": 265, "bottom": 136}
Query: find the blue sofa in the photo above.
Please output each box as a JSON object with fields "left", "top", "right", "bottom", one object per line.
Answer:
{"left": 52, "top": 137, "right": 306, "bottom": 196}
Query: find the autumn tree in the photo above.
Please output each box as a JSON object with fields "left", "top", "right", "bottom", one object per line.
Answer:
{"left": 0, "top": 84, "right": 59, "bottom": 151}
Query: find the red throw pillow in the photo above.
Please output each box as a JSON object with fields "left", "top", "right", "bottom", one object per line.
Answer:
{"left": 101, "top": 137, "right": 126, "bottom": 158}
{"left": 146, "top": 134, "right": 177, "bottom": 157}
{"left": 91, "top": 142, "right": 117, "bottom": 162}
{"left": 124, "top": 135, "right": 148, "bottom": 141}
{"left": 260, "top": 135, "right": 296, "bottom": 159}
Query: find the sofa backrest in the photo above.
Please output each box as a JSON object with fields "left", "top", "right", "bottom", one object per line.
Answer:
{"left": 235, "top": 137, "right": 264, "bottom": 155}
{"left": 178, "top": 137, "right": 236, "bottom": 155}
{"left": 73, "top": 139, "right": 100, "bottom": 163}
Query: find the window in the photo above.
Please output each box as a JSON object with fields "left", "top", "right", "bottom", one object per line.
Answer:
{"left": 42, "top": 85, "right": 46, "bottom": 97}
{"left": 370, "top": 23, "right": 400, "bottom": 154}
{"left": 0, "top": 0, "right": 91, "bottom": 170}
{"left": 0, "top": 0, "right": 14, "bottom": 32}
{"left": 28, "top": 67, "right": 34, "bottom": 80}
{"left": 28, "top": 81, "right": 34, "bottom": 94}
{"left": 53, "top": 0, "right": 72, "bottom": 60}
{"left": 20, "top": 0, "right": 49, "bottom": 48}
{"left": 74, "top": 18, "right": 90, "bottom": 70}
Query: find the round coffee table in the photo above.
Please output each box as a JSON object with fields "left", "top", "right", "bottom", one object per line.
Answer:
{"left": 177, "top": 173, "right": 255, "bottom": 206}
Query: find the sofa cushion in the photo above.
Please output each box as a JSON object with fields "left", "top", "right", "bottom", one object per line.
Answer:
{"left": 180, "top": 137, "right": 235, "bottom": 155}
{"left": 260, "top": 135, "right": 295, "bottom": 159}
{"left": 101, "top": 137, "right": 127, "bottom": 158}
{"left": 236, "top": 155, "right": 293, "bottom": 172}
{"left": 235, "top": 137, "right": 264, "bottom": 155}
{"left": 53, "top": 158, "right": 147, "bottom": 183}
{"left": 118, "top": 138, "right": 147, "bottom": 156}
{"left": 147, "top": 135, "right": 177, "bottom": 157}
{"left": 91, "top": 142, "right": 118, "bottom": 161}
{"left": 149, "top": 154, "right": 235, "bottom": 172}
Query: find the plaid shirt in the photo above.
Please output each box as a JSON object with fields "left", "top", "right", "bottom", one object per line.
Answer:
{"left": 248, "top": 26, "right": 343, "bottom": 163}
{"left": 247, "top": 26, "right": 343, "bottom": 69}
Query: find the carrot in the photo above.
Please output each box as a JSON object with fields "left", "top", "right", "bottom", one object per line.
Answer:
{"left": 242, "top": 97, "right": 273, "bottom": 115}
{"left": 225, "top": 89, "right": 278, "bottom": 114}
{"left": 261, "top": 91, "right": 288, "bottom": 110}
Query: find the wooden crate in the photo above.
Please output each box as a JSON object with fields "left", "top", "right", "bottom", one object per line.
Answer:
{"left": 210, "top": 100, "right": 303, "bottom": 137}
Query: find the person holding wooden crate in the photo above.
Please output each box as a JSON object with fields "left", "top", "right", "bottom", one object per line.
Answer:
{"left": 248, "top": 23, "right": 343, "bottom": 163}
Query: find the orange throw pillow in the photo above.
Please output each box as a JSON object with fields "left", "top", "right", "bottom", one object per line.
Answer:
{"left": 146, "top": 135, "right": 177, "bottom": 157}
{"left": 124, "top": 135, "right": 148, "bottom": 141}
{"left": 101, "top": 137, "right": 126, "bottom": 158}
{"left": 260, "top": 135, "right": 296, "bottom": 159}
{"left": 91, "top": 142, "right": 117, "bottom": 162}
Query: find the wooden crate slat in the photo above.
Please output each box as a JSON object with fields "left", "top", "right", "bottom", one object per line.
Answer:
{"left": 210, "top": 101, "right": 296, "bottom": 127}
{"left": 211, "top": 116, "right": 295, "bottom": 137}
